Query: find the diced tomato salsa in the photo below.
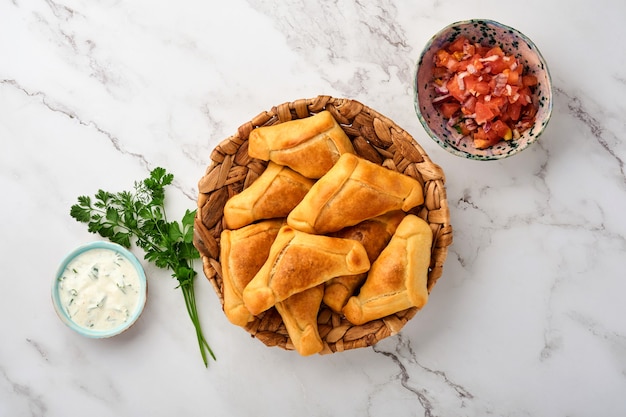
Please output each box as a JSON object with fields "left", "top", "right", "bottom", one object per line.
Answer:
{"left": 431, "top": 36, "right": 538, "bottom": 149}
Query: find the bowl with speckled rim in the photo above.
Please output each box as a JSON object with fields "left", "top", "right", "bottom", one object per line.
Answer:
{"left": 414, "top": 19, "right": 552, "bottom": 160}
{"left": 51, "top": 241, "right": 148, "bottom": 338}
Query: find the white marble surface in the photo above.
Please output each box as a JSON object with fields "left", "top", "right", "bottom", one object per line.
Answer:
{"left": 2, "top": 0, "right": 626, "bottom": 416}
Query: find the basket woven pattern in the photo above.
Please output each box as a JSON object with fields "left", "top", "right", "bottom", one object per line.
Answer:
{"left": 193, "top": 96, "right": 452, "bottom": 354}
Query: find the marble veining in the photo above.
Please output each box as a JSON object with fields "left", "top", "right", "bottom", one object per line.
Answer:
{"left": 2, "top": 0, "right": 626, "bottom": 416}
{"left": 1, "top": 77, "right": 154, "bottom": 177}
{"left": 373, "top": 336, "right": 477, "bottom": 417}
{"left": 556, "top": 87, "right": 626, "bottom": 186}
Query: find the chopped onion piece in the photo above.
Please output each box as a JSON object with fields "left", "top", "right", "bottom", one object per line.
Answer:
{"left": 479, "top": 55, "right": 499, "bottom": 62}
{"left": 435, "top": 84, "right": 449, "bottom": 94}
{"left": 457, "top": 71, "right": 469, "bottom": 91}
{"left": 432, "top": 93, "right": 451, "bottom": 103}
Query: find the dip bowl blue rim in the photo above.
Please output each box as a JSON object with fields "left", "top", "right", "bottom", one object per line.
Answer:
{"left": 51, "top": 241, "right": 148, "bottom": 338}
{"left": 414, "top": 19, "right": 553, "bottom": 160}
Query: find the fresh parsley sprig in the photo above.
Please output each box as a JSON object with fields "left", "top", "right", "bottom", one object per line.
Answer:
{"left": 70, "top": 167, "right": 215, "bottom": 366}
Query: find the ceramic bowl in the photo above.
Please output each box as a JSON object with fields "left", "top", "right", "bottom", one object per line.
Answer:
{"left": 52, "top": 241, "right": 147, "bottom": 338}
{"left": 414, "top": 19, "right": 553, "bottom": 160}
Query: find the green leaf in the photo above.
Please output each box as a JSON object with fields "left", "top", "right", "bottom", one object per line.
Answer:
{"left": 181, "top": 210, "right": 196, "bottom": 243}
{"left": 122, "top": 211, "right": 138, "bottom": 230}
{"left": 135, "top": 238, "right": 153, "bottom": 253}
{"left": 111, "top": 232, "right": 132, "bottom": 248}
{"left": 151, "top": 206, "right": 164, "bottom": 221}
{"left": 150, "top": 167, "right": 173, "bottom": 187}
{"left": 182, "top": 209, "right": 196, "bottom": 225}
{"left": 87, "top": 221, "right": 102, "bottom": 234}
{"left": 70, "top": 204, "right": 91, "bottom": 223}
{"left": 77, "top": 195, "right": 91, "bottom": 207}
{"left": 153, "top": 254, "right": 171, "bottom": 269}
{"left": 168, "top": 222, "right": 183, "bottom": 242}
{"left": 106, "top": 207, "right": 119, "bottom": 223}
{"left": 138, "top": 207, "right": 152, "bottom": 220}
{"left": 174, "top": 265, "right": 197, "bottom": 284}
{"left": 99, "top": 226, "right": 115, "bottom": 238}
{"left": 183, "top": 227, "right": 194, "bottom": 244}
{"left": 94, "top": 190, "right": 111, "bottom": 207}
{"left": 177, "top": 240, "right": 198, "bottom": 257}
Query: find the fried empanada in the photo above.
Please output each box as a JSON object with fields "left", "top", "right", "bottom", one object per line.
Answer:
{"left": 248, "top": 110, "right": 354, "bottom": 179}
{"left": 275, "top": 284, "right": 325, "bottom": 356}
{"left": 223, "top": 162, "right": 314, "bottom": 230}
{"left": 220, "top": 219, "right": 283, "bottom": 326}
{"left": 287, "top": 153, "right": 424, "bottom": 234}
{"left": 342, "top": 215, "right": 432, "bottom": 325}
{"left": 242, "top": 225, "right": 370, "bottom": 316}
{"left": 323, "top": 210, "right": 406, "bottom": 313}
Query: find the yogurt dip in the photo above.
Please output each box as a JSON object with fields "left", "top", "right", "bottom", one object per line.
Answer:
{"left": 53, "top": 242, "right": 146, "bottom": 336}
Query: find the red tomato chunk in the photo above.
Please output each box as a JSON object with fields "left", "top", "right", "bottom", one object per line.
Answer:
{"left": 431, "top": 36, "right": 539, "bottom": 149}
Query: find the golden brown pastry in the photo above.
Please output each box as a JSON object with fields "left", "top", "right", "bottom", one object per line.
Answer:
{"left": 220, "top": 219, "right": 283, "bottom": 327}
{"left": 223, "top": 162, "right": 315, "bottom": 230}
{"left": 287, "top": 153, "right": 424, "bottom": 234}
{"left": 242, "top": 225, "right": 370, "bottom": 316}
{"left": 275, "top": 284, "right": 325, "bottom": 356}
{"left": 248, "top": 110, "right": 355, "bottom": 179}
{"left": 323, "top": 210, "right": 406, "bottom": 313}
{"left": 342, "top": 215, "right": 433, "bottom": 325}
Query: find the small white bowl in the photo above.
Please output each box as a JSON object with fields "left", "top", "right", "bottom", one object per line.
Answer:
{"left": 52, "top": 241, "right": 147, "bottom": 338}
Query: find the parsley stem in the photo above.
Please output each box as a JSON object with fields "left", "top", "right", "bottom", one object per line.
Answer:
{"left": 180, "top": 279, "right": 215, "bottom": 364}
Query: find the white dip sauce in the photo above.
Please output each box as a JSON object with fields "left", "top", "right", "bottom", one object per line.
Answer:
{"left": 58, "top": 248, "right": 141, "bottom": 331}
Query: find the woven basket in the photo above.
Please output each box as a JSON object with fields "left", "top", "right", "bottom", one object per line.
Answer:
{"left": 193, "top": 96, "right": 452, "bottom": 354}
